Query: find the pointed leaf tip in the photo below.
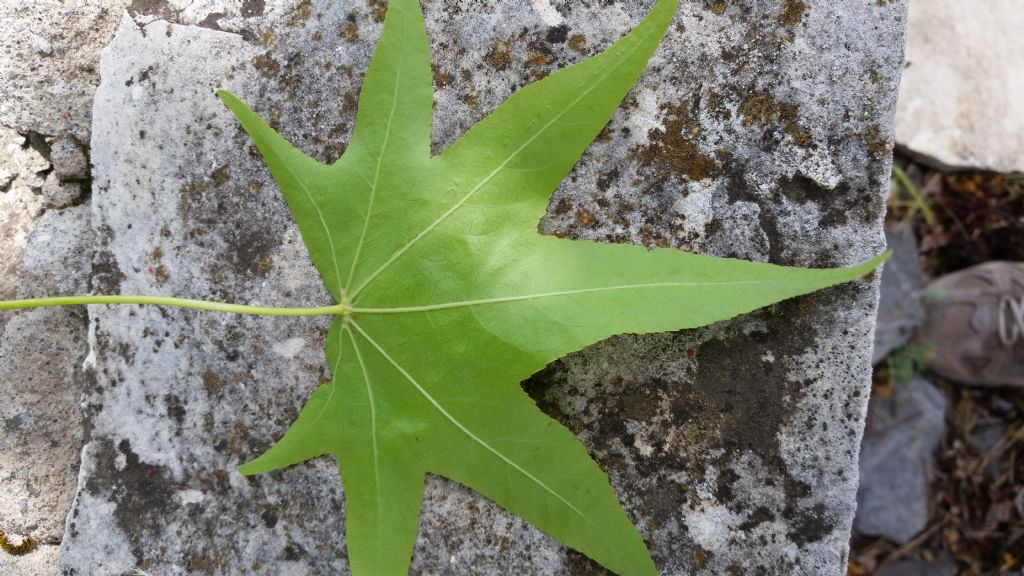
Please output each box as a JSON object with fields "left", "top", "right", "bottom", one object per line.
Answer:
{"left": 236, "top": 384, "right": 341, "bottom": 476}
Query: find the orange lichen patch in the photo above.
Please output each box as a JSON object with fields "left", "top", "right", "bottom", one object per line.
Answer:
{"left": 778, "top": 102, "right": 812, "bottom": 147}
{"left": 859, "top": 124, "right": 892, "bottom": 159}
{"left": 692, "top": 547, "right": 711, "bottom": 569}
{"left": 258, "top": 256, "right": 274, "bottom": 276}
{"left": 370, "top": 1, "right": 388, "bottom": 23}
{"left": 575, "top": 207, "right": 599, "bottom": 229}
{"left": 202, "top": 369, "right": 222, "bottom": 394}
{"left": 342, "top": 22, "right": 358, "bottom": 43}
{"left": 154, "top": 264, "right": 170, "bottom": 284}
{"left": 433, "top": 69, "right": 453, "bottom": 88}
{"left": 738, "top": 92, "right": 813, "bottom": 146}
{"left": 567, "top": 34, "right": 587, "bottom": 54}
{"left": 528, "top": 50, "right": 552, "bottom": 67}
{"left": 486, "top": 41, "right": 512, "bottom": 70}
{"left": 290, "top": 0, "right": 313, "bottom": 28}
{"left": 738, "top": 92, "right": 779, "bottom": 127}
{"left": 778, "top": 0, "right": 807, "bottom": 26}
{"left": 211, "top": 166, "right": 230, "bottom": 186}
{"left": 636, "top": 102, "right": 718, "bottom": 182}
{"left": 0, "top": 530, "right": 38, "bottom": 556}
{"left": 251, "top": 52, "right": 281, "bottom": 77}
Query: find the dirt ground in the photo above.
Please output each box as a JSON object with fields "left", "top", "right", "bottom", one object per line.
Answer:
{"left": 848, "top": 155, "right": 1024, "bottom": 576}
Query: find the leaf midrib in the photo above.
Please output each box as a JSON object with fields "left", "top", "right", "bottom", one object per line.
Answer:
{"left": 348, "top": 279, "right": 773, "bottom": 315}
{"left": 345, "top": 25, "right": 406, "bottom": 296}
{"left": 349, "top": 319, "right": 588, "bottom": 519}
{"left": 348, "top": 326, "right": 384, "bottom": 547}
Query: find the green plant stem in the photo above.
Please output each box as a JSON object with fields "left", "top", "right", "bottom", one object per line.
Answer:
{"left": 0, "top": 295, "right": 345, "bottom": 317}
{"left": 892, "top": 164, "right": 937, "bottom": 226}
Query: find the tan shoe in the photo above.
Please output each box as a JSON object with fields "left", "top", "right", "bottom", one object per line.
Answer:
{"left": 917, "top": 261, "right": 1024, "bottom": 388}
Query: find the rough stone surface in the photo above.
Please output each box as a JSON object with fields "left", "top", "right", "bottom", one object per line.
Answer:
{"left": 874, "top": 225, "right": 926, "bottom": 363}
{"left": 854, "top": 375, "right": 947, "bottom": 544}
{"left": 0, "top": 125, "right": 47, "bottom": 339}
{"left": 0, "top": 0, "right": 905, "bottom": 573}
{"left": 41, "top": 172, "right": 84, "bottom": 209}
{"left": 895, "top": 0, "right": 1024, "bottom": 173}
{"left": 0, "top": 205, "right": 94, "bottom": 575}
{"left": 48, "top": 136, "right": 90, "bottom": 182}
{"left": 0, "top": 0, "right": 130, "bottom": 140}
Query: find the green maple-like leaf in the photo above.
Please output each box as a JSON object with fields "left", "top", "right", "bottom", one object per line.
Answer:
{"left": 216, "top": 0, "right": 886, "bottom": 574}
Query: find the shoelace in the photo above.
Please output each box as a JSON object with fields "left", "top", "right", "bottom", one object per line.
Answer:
{"left": 997, "top": 294, "right": 1024, "bottom": 346}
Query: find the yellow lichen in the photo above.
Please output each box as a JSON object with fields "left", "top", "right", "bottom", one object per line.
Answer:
{"left": 0, "top": 530, "right": 37, "bottom": 556}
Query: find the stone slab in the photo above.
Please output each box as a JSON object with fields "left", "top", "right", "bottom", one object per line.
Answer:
{"left": 0, "top": 205, "right": 94, "bottom": 574}
{"left": 0, "top": 0, "right": 130, "bottom": 140}
{"left": 0, "top": 126, "right": 47, "bottom": 339}
{"left": 37, "top": 1, "right": 906, "bottom": 574}
{"left": 854, "top": 375, "right": 947, "bottom": 544}
{"left": 895, "top": 0, "right": 1024, "bottom": 173}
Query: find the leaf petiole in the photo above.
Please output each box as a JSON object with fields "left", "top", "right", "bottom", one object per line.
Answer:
{"left": 0, "top": 295, "right": 346, "bottom": 317}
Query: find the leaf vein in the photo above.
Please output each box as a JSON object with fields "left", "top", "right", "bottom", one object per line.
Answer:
{"left": 346, "top": 43, "right": 405, "bottom": 294}
{"left": 351, "top": 279, "right": 767, "bottom": 314}
{"left": 349, "top": 24, "right": 662, "bottom": 301}
{"left": 348, "top": 326, "right": 383, "bottom": 547}
{"left": 349, "top": 320, "right": 587, "bottom": 519}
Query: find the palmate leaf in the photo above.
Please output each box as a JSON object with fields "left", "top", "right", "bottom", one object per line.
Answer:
{"left": 216, "top": 0, "right": 886, "bottom": 574}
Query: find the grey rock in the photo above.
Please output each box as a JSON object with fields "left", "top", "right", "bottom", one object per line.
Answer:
{"left": 855, "top": 375, "right": 947, "bottom": 544}
{"left": 48, "top": 135, "right": 89, "bottom": 182}
{"left": 39, "top": 0, "right": 903, "bottom": 574}
{"left": 895, "top": 0, "right": 1024, "bottom": 173}
{"left": 0, "top": 125, "right": 46, "bottom": 338}
{"left": 0, "top": 205, "right": 94, "bottom": 553}
{"left": 41, "top": 172, "right": 83, "bottom": 208}
{"left": 0, "top": 0, "right": 130, "bottom": 140}
{"left": 874, "top": 225, "right": 927, "bottom": 363}
{"left": 876, "top": 556, "right": 957, "bottom": 576}
{"left": 0, "top": 124, "right": 49, "bottom": 192}
{"left": 17, "top": 203, "right": 95, "bottom": 298}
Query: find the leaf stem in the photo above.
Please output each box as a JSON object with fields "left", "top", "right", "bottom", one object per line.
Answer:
{"left": 0, "top": 295, "right": 345, "bottom": 317}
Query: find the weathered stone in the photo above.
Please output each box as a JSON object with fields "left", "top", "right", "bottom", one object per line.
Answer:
{"left": 854, "top": 376, "right": 947, "bottom": 544}
{"left": 17, "top": 204, "right": 95, "bottom": 299}
{"left": 47, "top": 135, "right": 89, "bottom": 182}
{"left": 0, "top": 0, "right": 131, "bottom": 140}
{"left": 0, "top": 205, "right": 94, "bottom": 567}
{"left": 41, "top": 172, "right": 84, "bottom": 209}
{"left": 6, "top": 0, "right": 904, "bottom": 574}
{"left": 0, "top": 125, "right": 46, "bottom": 339}
{"left": 874, "top": 225, "right": 927, "bottom": 363}
{"left": 0, "top": 125, "right": 48, "bottom": 192}
{"left": 895, "top": 0, "right": 1024, "bottom": 172}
